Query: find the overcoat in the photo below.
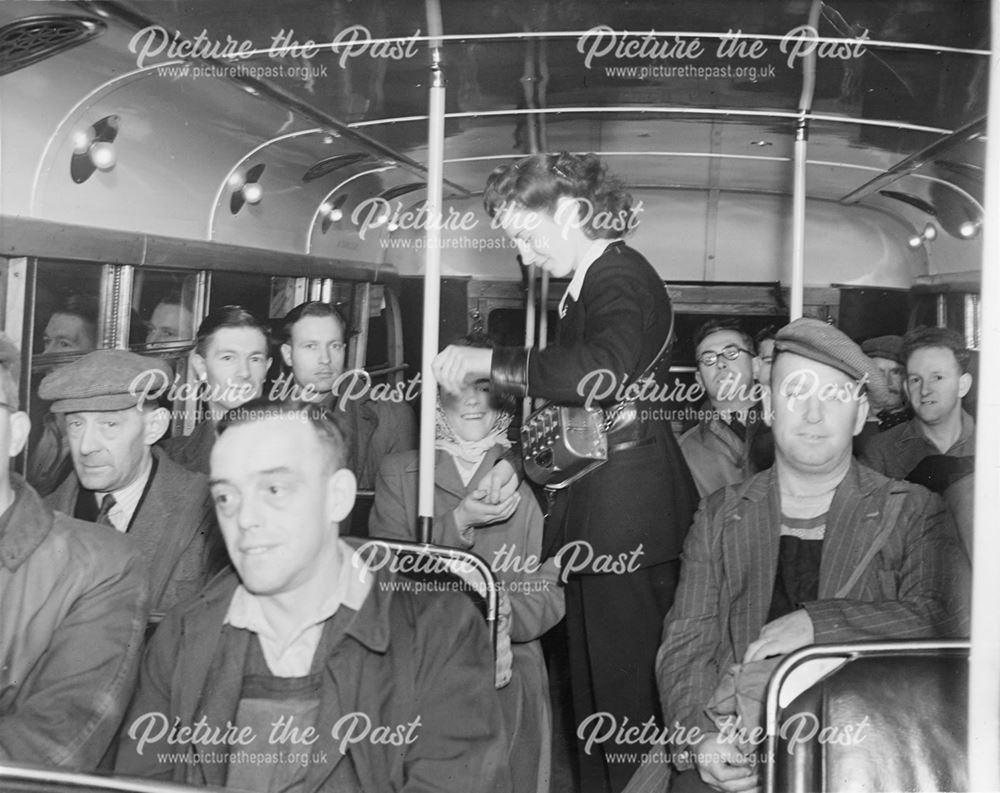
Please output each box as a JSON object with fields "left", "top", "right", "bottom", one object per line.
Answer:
{"left": 115, "top": 551, "right": 511, "bottom": 793}
{"left": 0, "top": 477, "right": 147, "bottom": 768}
{"left": 46, "top": 446, "right": 217, "bottom": 611}
{"left": 370, "top": 445, "right": 565, "bottom": 793}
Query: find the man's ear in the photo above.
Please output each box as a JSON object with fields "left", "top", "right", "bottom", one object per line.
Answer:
{"left": 761, "top": 385, "right": 774, "bottom": 427}
{"left": 142, "top": 406, "right": 171, "bottom": 445}
{"left": 191, "top": 352, "right": 208, "bottom": 382}
{"left": 853, "top": 394, "right": 870, "bottom": 436}
{"left": 959, "top": 372, "right": 973, "bottom": 399}
{"left": 694, "top": 369, "right": 704, "bottom": 391}
{"left": 752, "top": 355, "right": 762, "bottom": 382}
{"left": 280, "top": 343, "right": 293, "bottom": 369}
{"left": 325, "top": 467, "right": 357, "bottom": 525}
{"left": 7, "top": 411, "right": 30, "bottom": 457}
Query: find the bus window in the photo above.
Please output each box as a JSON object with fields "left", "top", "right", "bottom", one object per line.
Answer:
{"left": 34, "top": 261, "right": 102, "bottom": 357}
{"left": 26, "top": 261, "right": 108, "bottom": 493}
{"left": 208, "top": 271, "right": 272, "bottom": 319}
{"left": 132, "top": 270, "right": 200, "bottom": 348}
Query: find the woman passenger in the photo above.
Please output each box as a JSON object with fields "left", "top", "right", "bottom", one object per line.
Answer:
{"left": 369, "top": 335, "right": 564, "bottom": 793}
{"left": 433, "top": 152, "right": 698, "bottom": 793}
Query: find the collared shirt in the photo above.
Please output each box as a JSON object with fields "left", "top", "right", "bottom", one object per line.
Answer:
{"left": 225, "top": 539, "right": 372, "bottom": 676}
{"left": 558, "top": 238, "right": 623, "bottom": 318}
{"left": 97, "top": 453, "right": 153, "bottom": 533}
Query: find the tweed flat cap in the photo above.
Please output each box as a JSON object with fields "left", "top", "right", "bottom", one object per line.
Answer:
{"left": 39, "top": 349, "right": 173, "bottom": 413}
{"left": 774, "top": 318, "right": 890, "bottom": 405}
{"left": 0, "top": 333, "right": 21, "bottom": 410}
{"left": 861, "top": 335, "right": 904, "bottom": 364}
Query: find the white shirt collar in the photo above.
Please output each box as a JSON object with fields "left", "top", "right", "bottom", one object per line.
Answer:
{"left": 97, "top": 452, "right": 153, "bottom": 533}
{"left": 558, "top": 238, "right": 622, "bottom": 318}
{"left": 224, "top": 539, "right": 372, "bottom": 676}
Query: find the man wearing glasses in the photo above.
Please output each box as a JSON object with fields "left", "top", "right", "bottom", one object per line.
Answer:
{"left": 679, "top": 319, "right": 772, "bottom": 498}
{"left": 0, "top": 334, "right": 148, "bottom": 769}
{"left": 280, "top": 301, "right": 415, "bottom": 491}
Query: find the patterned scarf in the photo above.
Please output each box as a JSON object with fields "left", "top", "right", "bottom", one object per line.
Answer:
{"left": 434, "top": 399, "right": 512, "bottom": 486}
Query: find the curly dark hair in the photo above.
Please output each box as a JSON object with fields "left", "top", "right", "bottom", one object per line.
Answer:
{"left": 482, "top": 152, "right": 636, "bottom": 240}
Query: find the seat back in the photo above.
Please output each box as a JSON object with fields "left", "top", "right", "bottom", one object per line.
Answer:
{"left": 350, "top": 538, "right": 499, "bottom": 654}
{"left": 765, "top": 640, "right": 969, "bottom": 793}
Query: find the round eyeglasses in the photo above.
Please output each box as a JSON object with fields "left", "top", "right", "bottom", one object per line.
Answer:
{"left": 696, "top": 345, "right": 754, "bottom": 367}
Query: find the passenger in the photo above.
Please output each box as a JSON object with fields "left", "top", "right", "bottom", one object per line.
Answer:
{"left": 679, "top": 319, "right": 772, "bottom": 497}
{"left": 369, "top": 335, "right": 565, "bottom": 793}
{"left": 0, "top": 334, "right": 148, "bottom": 769}
{"left": 42, "top": 293, "right": 98, "bottom": 354}
{"left": 116, "top": 399, "right": 511, "bottom": 792}
{"left": 145, "top": 291, "right": 194, "bottom": 344}
{"left": 40, "top": 350, "right": 220, "bottom": 612}
{"left": 860, "top": 326, "right": 975, "bottom": 489}
{"left": 280, "top": 301, "right": 416, "bottom": 490}
{"left": 753, "top": 325, "right": 776, "bottom": 386}
{"left": 27, "top": 294, "right": 101, "bottom": 495}
{"left": 657, "top": 318, "right": 969, "bottom": 793}
{"left": 161, "top": 305, "right": 271, "bottom": 474}
{"left": 433, "top": 151, "right": 698, "bottom": 793}
{"left": 861, "top": 334, "right": 913, "bottom": 430}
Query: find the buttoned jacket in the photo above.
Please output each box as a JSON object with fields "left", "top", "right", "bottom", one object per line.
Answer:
{"left": 657, "top": 462, "right": 970, "bottom": 734}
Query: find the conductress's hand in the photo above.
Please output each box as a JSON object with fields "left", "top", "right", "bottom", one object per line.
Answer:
{"left": 432, "top": 346, "right": 493, "bottom": 394}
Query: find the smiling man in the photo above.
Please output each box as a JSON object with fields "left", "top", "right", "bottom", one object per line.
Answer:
{"left": 162, "top": 305, "right": 271, "bottom": 475}
{"left": 40, "top": 349, "right": 219, "bottom": 611}
{"left": 861, "top": 326, "right": 975, "bottom": 487}
{"left": 280, "top": 301, "right": 415, "bottom": 491}
{"left": 116, "top": 400, "right": 510, "bottom": 792}
{"left": 657, "top": 318, "right": 968, "bottom": 793}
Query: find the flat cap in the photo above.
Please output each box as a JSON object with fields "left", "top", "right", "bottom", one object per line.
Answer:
{"left": 774, "top": 318, "right": 890, "bottom": 405}
{"left": 0, "top": 333, "right": 21, "bottom": 409}
{"left": 39, "top": 349, "right": 173, "bottom": 413}
{"left": 861, "top": 335, "right": 904, "bottom": 364}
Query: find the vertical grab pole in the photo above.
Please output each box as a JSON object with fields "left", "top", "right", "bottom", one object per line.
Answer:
{"left": 538, "top": 269, "right": 550, "bottom": 350}
{"left": 523, "top": 261, "right": 537, "bottom": 421}
{"left": 417, "top": 0, "right": 445, "bottom": 544}
{"left": 968, "top": 1, "right": 1000, "bottom": 787}
{"left": 790, "top": 0, "right": 821, "bottom": 321}
{"left": 790, "top": 118, "right": 807, "bottom": 321}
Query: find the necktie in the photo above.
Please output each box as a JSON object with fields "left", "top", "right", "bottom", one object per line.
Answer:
{"left": 94, "top": 493, "right": 117, "bottom": 527}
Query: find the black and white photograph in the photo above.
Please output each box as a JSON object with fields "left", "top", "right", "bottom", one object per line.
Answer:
{"left": 0, "top": 1, "right": 993, "bottom": 792}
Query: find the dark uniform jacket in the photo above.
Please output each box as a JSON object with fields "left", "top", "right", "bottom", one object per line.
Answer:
{"left": 0, "top": 476, "right": 148, "bottom": 768}
{"left": 491, "top": 242, "right": 697, "bottom": 567}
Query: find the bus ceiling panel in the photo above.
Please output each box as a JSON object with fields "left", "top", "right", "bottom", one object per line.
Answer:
{"left": 378, "top": 110, "right": 961, "bottom": 202}
{"left": 208, "top": 137, "right": 408, "bottom": 250}
{"left": 23, "top": 72, "right": 343, "bottom": 241}
{"left": 106, "top": 1, "right": 988, "bottom": 151}
{"left": 382, "top": 187, "right": 929, "bottom": 290}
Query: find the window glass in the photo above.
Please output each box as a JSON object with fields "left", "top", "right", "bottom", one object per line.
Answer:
{"left": 26, "top": 261, "right": 105, "bottom": 492}
{"left": 131, "top": 270, "right": 199, "bottom": 348}
{"left": 33, "top": 261, "right": 103, "bottom": 358}
{"left": 210, "top": 271, "right": 272, "bottom": 319}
